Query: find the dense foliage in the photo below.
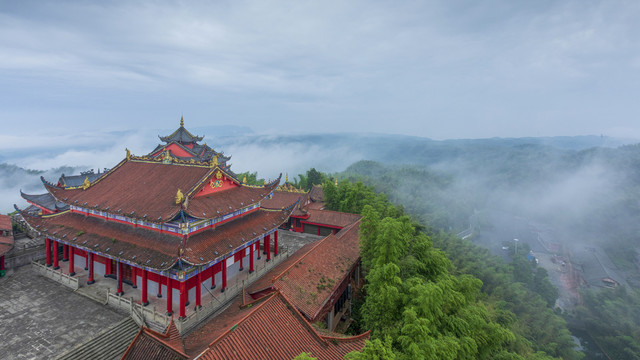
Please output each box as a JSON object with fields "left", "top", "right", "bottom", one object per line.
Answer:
{"left": 320, "top": 178, "right": 582, "bottom": 359}
{"left": 574, "top": 286, "right": 640, "bottom": 359}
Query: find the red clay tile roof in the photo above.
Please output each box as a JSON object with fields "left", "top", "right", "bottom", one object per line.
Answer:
{"left": 304, "top": 209, "right": 361, "bottom": 229}
{"left": 0, "top": 215, "right": 15, "bottom": 257}
{"left": 188, "top": 181, "right": 280, "bottom": 220}
{"left": 121, "top": 318, "right": 187, "bottom": 360}
{"left": 261, "top": 190, "right": 309, "bottom": 216}
{"left": 183, "top": 207, "right": 295, "bottom": 267}
{"left": 44, "top": 160, "right": 211, "bottom": 222}
{"left": 19, "top": 210, "right": 181, "bottom": 270}
{"left": 18, "top": 206, "right": 294, "bottom": 270}
{"left": 273, "top": 220, "right": 361, "bottom": 320}
{"left": 0, "top": 214, "right": 12, "bottom": 231}
{"left": 44, "top": 160, "right": 280, "bottom": 223}
{"left": 198, "top": 292, "right": 368, "bottom": 360}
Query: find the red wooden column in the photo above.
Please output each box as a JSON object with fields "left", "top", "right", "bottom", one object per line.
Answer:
{"left": 131, "top": 267, "right": 137, "bottom": 289}
{"left": 105, "top": 259, "right": 112, "bottom": 276}
{"left": 166, "top": 276, "right": 173, "bottom": 316}
{"left": 256, "top": 242, "right": 261, "bottom": 260}
{"left": 62, "top": 244, "right": 68, "bottom": 261}
{"left": 274, "top": 231, "right": 279, "bottom": 256}
{"left": 142, "top": 269, "right": 149, "bottom": 306}
{"left": 0, "top": 255, "right": 4, "bottom": 271}
{"left": 117, "top": 262, "right": 124, "bottom": 296}
{"left": 53, "top": 240, "right": 60, "bottom": 270}
{"left": 45, "top": 238, "right": 52, "bottom": 266}
{"left": 249, "top": 243, "right": 255, "bottom": 273}
{"left": 179, "top": 281, "right": 186, "bottom": 319}
{"left": 68, "top": 246, "right": 75, "bottom": 276}
{"left": 157, "top": 276, "right": 163, "bottom": 298}
{"left": 239, "top": 251, "right": 244, "bottom": 271}
{"left": 87, "top": 253, "right": 95, "bottom": 284}
{"left": 195, "top": 272, "right": 202, "bottom": 309}
{"left": 221, "top": 261, "right": 227, "bottom": 293}
{"left": 210, "top": 267, "right": 216, "bottom": 289}
{"left": 266, "top": 235, "right": 271, "bottom": 262}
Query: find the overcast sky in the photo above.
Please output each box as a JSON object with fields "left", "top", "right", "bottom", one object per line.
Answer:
{"left": 1, "top": 0, "right": 640, "bottom": 140}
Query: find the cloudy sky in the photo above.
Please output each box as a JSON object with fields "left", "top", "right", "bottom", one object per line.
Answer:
{"left": 1, "top": 0, "right": 640, "bottom": 141}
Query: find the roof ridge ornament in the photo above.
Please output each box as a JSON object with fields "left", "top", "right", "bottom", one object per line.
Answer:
{"left": 175, "top": 189, "right": 184, "bottom": 205}
{"left": 126, "top": 148, "right": 131, "bottom": 161}
{"left": 209, "top": 154, "right": 219, "bottom": 167}
{"left": 180, "top": 115, "right": 184, "bottom": 127}
{"left": 82, "top": 176, "right": 90, "bottom": 190}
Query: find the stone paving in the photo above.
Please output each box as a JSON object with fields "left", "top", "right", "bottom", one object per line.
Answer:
{"left": 0, "top": 265, "right": 127, "bottom": 360}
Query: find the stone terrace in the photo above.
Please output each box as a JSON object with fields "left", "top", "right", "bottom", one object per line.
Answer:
{"left": 0, "top": 266, "right": 127, "bottom": 360}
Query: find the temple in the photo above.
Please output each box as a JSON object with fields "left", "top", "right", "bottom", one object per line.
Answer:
{"left": 18, "top": 119, "right": 293, "bottom": 320}
{"left": 16, "top": 118, "right": 368, "bottom": 358}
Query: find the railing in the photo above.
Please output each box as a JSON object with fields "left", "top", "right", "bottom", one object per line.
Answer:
{"left": 98, "top": 247, "right": 293, "bottom": 335}
{"left": 174, "top": 247, "right": 293, "bottom": 335}
{"left": 31, "top": 261, "right": 79, "bottom": 290}
{"left": 106, "top": 289, "right": 170, "bottom": 332}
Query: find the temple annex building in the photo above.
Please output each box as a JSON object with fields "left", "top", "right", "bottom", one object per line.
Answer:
{"left": 16, "top": 118, "right": 368, "bottom": 360}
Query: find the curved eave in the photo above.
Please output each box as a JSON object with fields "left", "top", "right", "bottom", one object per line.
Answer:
{"left": 159, "top": 126, "right": 204, "bottom": 143}
{"left": 15, "top": 206, "right": 180, "bottom": 272}
{"left": 182, "top": 203, "right": 296, "bottom": 267}
{"left": 184, "top": 173, "right": 282, "bottom": 220}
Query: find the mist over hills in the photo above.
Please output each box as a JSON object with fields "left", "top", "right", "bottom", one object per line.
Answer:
{"left": 3, "top": 131, "right": 638, "bottom": 215}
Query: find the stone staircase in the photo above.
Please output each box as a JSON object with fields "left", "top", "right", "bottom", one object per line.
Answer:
{"left": 55, "top": 316, "right": 140, "bottom": 360}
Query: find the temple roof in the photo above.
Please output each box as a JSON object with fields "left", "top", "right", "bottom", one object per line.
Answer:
{"left": 304, "top": 209, "right": 361, "bottom": 228}
{"left": 20, "top": 191, "right": 69, "bottom": 212}
{"left": 59, "top": 171, "right": 102, "bottom": 188}
{"left": 0, "top": 214, "right": 13, "bottom": 257}
{"left": 121, "top": 319, "right": 187, "bottom": 360}
{"left": 17, "top": 205, "right": 294, "bottom": 270}
{"left": 273, "top": 220, "right": 361, "bottom": 320}
{"left": 159, "top": 117, "right": 204, "bottom": 143}
{"left": 41, "top": 160, "right": 278, "bottom": 223}
{"left": 260, "top": 190, "right": 308, "bottom": 216}
{"left": 198, "top": 291, "right": 368, "bottom": 360}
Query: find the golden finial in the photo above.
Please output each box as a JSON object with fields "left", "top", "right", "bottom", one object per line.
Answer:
{"left": 242, "top": 175, "right": 247, "bottom": 184}
{"left": 335, "top": 177, "right": 338, "bottom": 186}
{"left": 175, "top": 189, "right": 184, "bottom": 204}
{"left": 180, "top": 115, "right": 184, "bottom": 127}
{"left": 125, "top": 148, "right": 131, "bottom": 161}
{"left": 286, "top": 173, "right": 289, "bottom": 183}
{"left": 82, "top": 177, "right": 90, "bottom": 190}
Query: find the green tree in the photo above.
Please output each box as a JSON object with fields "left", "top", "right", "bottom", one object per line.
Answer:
{"left": 344, "top": 338, "right": 396, "bottom": 360}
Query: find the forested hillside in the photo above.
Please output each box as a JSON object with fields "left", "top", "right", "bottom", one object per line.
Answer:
{"left": 318, "top": 179, "right": 582, "bottom": 359}
{"left": 321, "top": 142, "right": 640, "bottom": 358}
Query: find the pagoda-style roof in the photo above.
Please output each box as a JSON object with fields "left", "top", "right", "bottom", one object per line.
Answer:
{"left": 273, "top": 220, "right": 361, "bottom": 321}
{"left": 150, "top": 117, "right": 229, "bottom": 163}
{"left": 20, "top": 191, "right": 69, "bottom": 212}
{"left": 121, "top": 319, "right": 187, "bottom": 360}
{"left": 41, "top": 159, "right": 279, "bottom": 223}
{"left": 17, "top": 204, "right": 294, "bottom": 270}
{"left": 159, "top": 116, "right": 204, "bottom": 143}
{"left": 198, "top": 291, "right": 369, "bottom": 360}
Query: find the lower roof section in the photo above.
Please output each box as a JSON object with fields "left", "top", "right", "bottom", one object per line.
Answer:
{"left": 199, "top": 291, "right": 368, "bottom": 360}
{"left": 19, "top": 206, "right": 293, "bottom": 272}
